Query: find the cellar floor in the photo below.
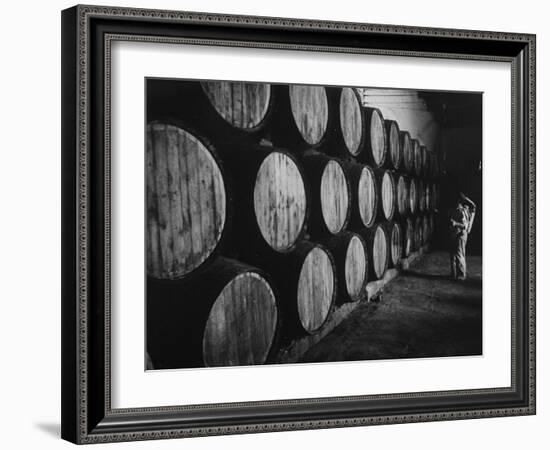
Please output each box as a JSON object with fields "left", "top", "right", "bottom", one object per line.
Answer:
{"left": 299, "top": 251, "right": 482, "bottom": 363}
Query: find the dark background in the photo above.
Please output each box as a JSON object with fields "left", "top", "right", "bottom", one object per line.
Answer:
{"left": 421, "top": 92, "right": 483, "bottom": 255}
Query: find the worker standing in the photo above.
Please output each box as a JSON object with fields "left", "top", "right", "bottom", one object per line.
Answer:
{"left": 449, "top": 192, "right": 476, "bottom": 280}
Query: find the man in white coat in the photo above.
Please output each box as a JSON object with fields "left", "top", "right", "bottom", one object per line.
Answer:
{"left": 449, "top": 192, "right": 476, "bottom": 280}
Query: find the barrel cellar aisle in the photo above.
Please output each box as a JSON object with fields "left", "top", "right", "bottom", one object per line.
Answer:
{"left": 145, "top": 79, "right": 482, "bottom": 370}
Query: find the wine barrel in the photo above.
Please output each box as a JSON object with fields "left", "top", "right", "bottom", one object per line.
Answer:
{"left": 301, "top": 152, "right": 350, "bottom": 236}
{"left": 388, "top": 222, "right": 403, "bottom": 268}
{"left": 342, "top": 162, "right": 377, "bottom": 228}
{"left": 147, "top": 79, "right": 272, "bottom": 144}
{"left": 270, "top": 241, "right": 336, "bottom": 335}
{"left": 412, "top": 139, "right": 422, "bottom": 177}
{"left": 323, "top": 232, "right": 368, "bottom": 303}
{"left": 396, "top": 174, "right": 409, "bottom": 217}
{"left": 361, "top": 224, "right": 389, "bottom": 280}
{"left": 409, "top": 178, "right": 419, "bottom": 215}
{"left": 379, "top": 170, "right": 396, "bottom": 221}
{"left": 401, "top": 131, "right": 414, "bottom": 173}
{"left": 269, "top": 84, "right": 331, "bottom": 151}
{"left": 227, "top": 144, "right": 308, "bottom": 256}
{"left": 403, "top": 218, "right": 414, "bottom": 257}
{"left": 385, "top": 120, "right": 402, "bottom": 170}
{"left": 360, "top": 107, "right": 387, "bottom": 168}
{"left": 147, "top": 123, "right": 227, "bottom": 280}
{"left": 147, "top": 258, "right": 278, "bottom": 369}
{"left": 338, "top": 87, "right": 367, "bottom": 158}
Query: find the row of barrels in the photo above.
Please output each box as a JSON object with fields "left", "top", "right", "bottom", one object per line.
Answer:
{"left": 147, "top": 123, "right": 440, "bottom": 280}
{"left": 146, "top": 80, "right": 441, "bottom": 369}
{"left": 148, "top": 213, "right": 437, "bottom": 369}
{"left": 148, "top": 79, "right": 443, "bottom": 177}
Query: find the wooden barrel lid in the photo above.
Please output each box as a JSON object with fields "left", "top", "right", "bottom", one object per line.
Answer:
{"left": 339, "top": 87, "right": 363, "bottom": 156}
{"left": 381, "top": 171, "right": 396, "bottom": 220}
{"left": 320, "top": 160, "right": 349, "bottom": 234}
{"left": 253, "top": 152, "right": 307, "bottom": 252}
{"left": 201, "top": 81, "right": 271, "bottom": 129}
{"left": 358, "top": 166, "right": 377, "bottom": 227}
{"left": 368, "top": 109, "right": 386, "bottom": 167}
{"left": 202, "top": 271, "right": 278, "bottom": 366}
{"left": 297, "top": 246, "right": 335, "bottom": 333}
{"left": 372, "top": 225, "right": 388, "bottom": 279}
{"left": 289, "top": 85, "right": 329, "bottom": 145}
{"left": 147, "top": 123, "right": 226, "bottom": 280}
{"left": 401, "top": 131, "right": 413, "bottom": 173}
{"left": 386, "top": 120, "right": 401, "bottom": 169}
{"left": 345, "top": 235, "right": 367, "bottom": 300}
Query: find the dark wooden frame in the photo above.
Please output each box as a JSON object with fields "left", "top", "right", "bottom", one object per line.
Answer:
{"left": 61, "top": 4, "right": 536, "bottom": 444}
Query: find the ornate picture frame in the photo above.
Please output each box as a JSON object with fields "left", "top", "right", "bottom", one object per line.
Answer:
{"left": 61, "top": 5, "right": 535, "bottom": 444}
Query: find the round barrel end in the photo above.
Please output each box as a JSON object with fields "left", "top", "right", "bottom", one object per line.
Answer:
{"left": 321, "top": 160, "right": 350, "bottom": 234}
{"left": 146, "top": 123, "right": 226, "bottom": 280}
{"left": 344, "top": 234, "right": 368, "bottom": 301}
{"left": 339, "top": 87, "right": 364, "bottom": 157}
{"left": 203, "top": 271, "right": 278, "bottom": 366}
{"left": 253, "top": 151, "right": 307, "bottom": 252}
{"left": 289, "top": 85, "right": 329, "bottom": 146}
{"left": 201, "top": 81, "right": 271, "bottom": 130}
{"left": 296, "top": 245, "right": 335, "bottom": 333}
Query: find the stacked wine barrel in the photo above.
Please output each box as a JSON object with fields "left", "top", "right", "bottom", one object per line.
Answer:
{"left": 146, "top": 80, "right": 441, "bottom": 369}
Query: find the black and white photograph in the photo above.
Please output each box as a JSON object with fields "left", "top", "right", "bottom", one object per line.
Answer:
{"left": 145, "top": 79, "right": 482, "bottom": 370}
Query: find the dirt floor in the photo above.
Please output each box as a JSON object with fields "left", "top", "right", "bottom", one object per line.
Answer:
{"left": 300, "top": 250, "right": 482, "bottom": 363}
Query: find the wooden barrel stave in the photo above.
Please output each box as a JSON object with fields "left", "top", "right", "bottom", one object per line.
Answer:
{"left": 400, "top": 131, "right": 414, "bottom": 173}
{"left": 360, "top": 107, "right": 387, "bottom": 168}
{"left": 385, "top": 120, "right": 402, "bottom": 170}
{"left": 338, "top": 87, "right": 366, "bottom": 158}
{"left": 378, "top": 170, "right": 396, "bottom": 221}
{"left": 412, "top": 139, "right": 422, "bottom": 177}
